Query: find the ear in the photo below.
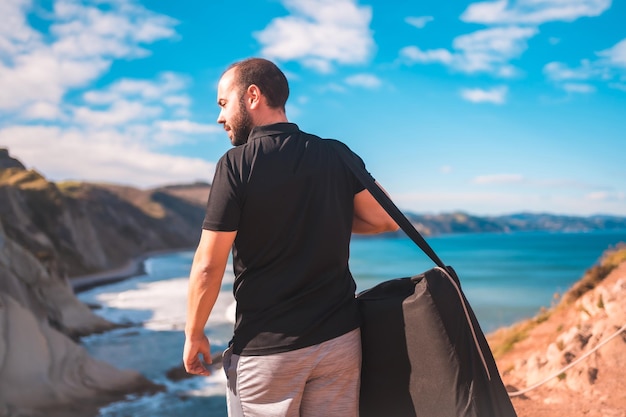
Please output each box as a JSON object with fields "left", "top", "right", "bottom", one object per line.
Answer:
{"left": 246, "top": 84, "right": 262, "bottom": 109}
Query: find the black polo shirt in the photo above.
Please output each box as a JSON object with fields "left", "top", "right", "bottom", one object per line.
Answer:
{"left": 203, "top": 123, "right": 367, "bottom": 355}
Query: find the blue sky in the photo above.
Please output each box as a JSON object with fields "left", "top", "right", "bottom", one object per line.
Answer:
{"left": 1, "top": 0, "right": 625, "bottom": 216}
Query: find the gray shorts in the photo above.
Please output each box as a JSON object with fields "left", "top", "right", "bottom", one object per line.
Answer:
{"left": 223, "top": 328, "right": 361, "bottom": 417}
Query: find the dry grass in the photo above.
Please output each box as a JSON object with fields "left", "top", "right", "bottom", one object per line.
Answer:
{"left": 57, "top": 181, "right": 88, "bottom": 198}
{"left": 0, "top": 168, "right": 49, "bottom": 189}
{"left": 489, "top": 244, "right": 626, "bottom": 359}
{"left": 489, "top": 308, "right": 553, "bottom": 359}
{"left": 561, "top": 244, "right": 626, "bottom": 305}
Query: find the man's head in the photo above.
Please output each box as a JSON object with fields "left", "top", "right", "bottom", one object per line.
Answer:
{"left": 216, "top": 58, "right": 289, "bottom": 146}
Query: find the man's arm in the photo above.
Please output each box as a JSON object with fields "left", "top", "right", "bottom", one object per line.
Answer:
{"left": 352, "top": 185, "right": 400, "bottom": 234}
{"left": 183, "top": 229, "right": 237, "bottom": 376}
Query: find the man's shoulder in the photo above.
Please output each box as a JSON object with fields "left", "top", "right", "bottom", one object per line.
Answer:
{"left": 296, "top": 129, "right": 346, "bottom": 148}
{"left": 218, "top": 147, "right": 241, "bottom": 163}
{"left": 317, "top": 137, "right": 351, "bottom": 155}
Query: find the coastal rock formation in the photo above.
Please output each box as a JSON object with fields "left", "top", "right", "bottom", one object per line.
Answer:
{"left": 0, "top": 219, "right": 113, "bottom": 336}
{"left": 0, "top": 220, "right": 160, "bottom": 417}
{"left": 489, "top": 245, "right": 626, "bottom": 417}
{"left": 0, "top": 149, "right": 209, "bottom": 416}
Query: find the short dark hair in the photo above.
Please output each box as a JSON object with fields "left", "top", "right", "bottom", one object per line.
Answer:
{"left": 227, "top": 58, "right": 289, "bottom": 110}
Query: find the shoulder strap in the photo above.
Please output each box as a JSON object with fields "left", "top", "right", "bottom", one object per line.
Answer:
{"left": 333, "top": 141, "right": 447, "bottom": 270}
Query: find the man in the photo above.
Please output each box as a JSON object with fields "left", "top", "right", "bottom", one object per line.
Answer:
{"left": 183, "top": 57, "right": 398, "bottom": 417}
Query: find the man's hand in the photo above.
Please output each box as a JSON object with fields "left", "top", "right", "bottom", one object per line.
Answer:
{"left": 183, "top": 334, "right": 213, "bottom": 376}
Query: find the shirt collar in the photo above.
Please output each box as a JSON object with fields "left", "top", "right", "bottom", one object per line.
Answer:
{"left": 248, "top": 123, "right": 299, "bottom": 141}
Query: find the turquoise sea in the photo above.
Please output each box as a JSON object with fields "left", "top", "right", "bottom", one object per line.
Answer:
{"left": 78, "top": 229, "right": 626, "bottom": 417}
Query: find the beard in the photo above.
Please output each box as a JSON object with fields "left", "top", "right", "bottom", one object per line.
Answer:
{"left": 229, "top": 95, "right": 254, "bottom": 146}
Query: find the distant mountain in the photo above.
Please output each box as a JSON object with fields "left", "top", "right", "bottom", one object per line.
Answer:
{"left": 493, "top": 212, "right": 626, "bottom": 232}
{"left": 401, "top": 211, "right": 626, "bottom": 236}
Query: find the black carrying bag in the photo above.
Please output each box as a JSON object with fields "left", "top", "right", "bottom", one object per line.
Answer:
{"left": 334, "top": 142, "right": 517, "bottom": 417}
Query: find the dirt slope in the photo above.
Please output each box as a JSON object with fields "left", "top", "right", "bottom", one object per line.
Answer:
{"left": 489, "top": 246, "right": 626, "bottom": 417}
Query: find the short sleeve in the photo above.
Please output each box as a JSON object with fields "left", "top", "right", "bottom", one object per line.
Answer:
{"left": 328, "top": 139, "right": 371, "bottom": 195}
{"left": 348, "top": 150, "right": 369, "bottom": 195}
{"left": 202, "top": 154, "right": 242, "bottom": 231}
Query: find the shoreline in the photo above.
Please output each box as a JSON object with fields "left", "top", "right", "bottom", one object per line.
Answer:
{"left": 69, "top": 247, "right": 194, "bottom": 293}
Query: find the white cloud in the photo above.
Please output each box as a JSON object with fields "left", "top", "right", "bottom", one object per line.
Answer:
{"left": 461, "top": 86, "right": 508, "bottom": 104}
{"left": 597, "top": 38, "right": 626, "bottom": 69}
{"left": 0, "top": 49, "right": 110, "bottom": 111}
{"left": 405, "top": 16, "right": 434, "bottom": 29}
{"left": 0, "top": 125, "right": 215, "bottom": 187}
{"left": 73, "top": 72, "right": 196, "bottom": 131}
{"left": 543, "top": 39, "right": 626, "bottom": 92}
{"left": 400, "top": 0, "right": 615, "bottom": 96}
{"left": 585, "top": 191, "right": 626, "bottom": 202}
{"left": 0, "top": 0, "right": 178, "bottom": 114}
{"left": 440, "top": 165, "right": 453, "bottom": 174}
{"left": 155, "top": 120, "right": 221, "bottom": 134}
{"left": 562, "top": 83, "right": 596, "bottom": 93}
{"left": 152, "top": 120, "right": 221, "bottom": 145}
{"left": 543, "top": 60, "right": 596, "bottom": 81}
{"left": 255, "top": 0, "right": 374, "bottom": 72}
{"left": 461, "top": 0, "right": 611, "bottom": 25}
{"left": 67, "top": 72, "right": 215, "bottom": 145}
{"left": 0, "top": 0, "right": 42, "bottom": 56}
{"left": 400, "top": 46, "right": 454, "bottom": 65}
{"left": 470, "top": 175, "right": 604, "bottom": 191}
{"left": 453, "top": 26, "right": 537, "bottom": 74}
{"left": 392, "top": 189, "right": 546, "bottom": 215}
{"left": 402, "top": 26, "right": 537, "bottom": 77}
{"left": 21, "top": 101, "right": 63, "bottom": 120}
{"left": 84, "top": 72, "right": 187, "bottom": 104}
{"left": 50, "top": 0, "right": 177, "bottom": 53}
{"left": 73, "top": 100, "right": 163, "bottom": 127}
{"left": 345, "top": 73, "right": 382, "bottom": 89}
{"left": 133, "top": 15, "right": 179, "bottom": 43}
{"left": 163, "top": 95, "right": 191, "bottom": 108}
{"left": 0, "top": 1, "right": 219, "bottom": 188}
{"left": 472, "top": 173, "right": 524, "bottom": 185}
{"left": 586, "top": 191, "right": 608, "bottom": 201}
{"left": 394, "top": 189, "right": 625, "bottom": 216}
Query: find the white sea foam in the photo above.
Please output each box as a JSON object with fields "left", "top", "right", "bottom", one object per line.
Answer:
{"left": 96, "top": 372, "right": 228, "bottom": 416}
{"left": 78, "top": 255, "right": 236, "bottom": 415}
{"left": 92, "top": 274, "right": 235, "bottom": 331}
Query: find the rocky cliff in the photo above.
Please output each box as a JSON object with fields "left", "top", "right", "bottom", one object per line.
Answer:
{"left": 489, "top": 245, "right": 626, "bottom": 417}
{"left": 0, "top": 156, "right": 208, "bottom": 278}
{"left": 0, "top": 149, "right": 209, "bottom": 416}
{"left": 0, "top": 220, "right": 161, "bottom": 417}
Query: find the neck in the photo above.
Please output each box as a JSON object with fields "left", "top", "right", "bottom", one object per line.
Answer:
{"left": 253, "top": 109, "right": 288, "bottom": 126}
